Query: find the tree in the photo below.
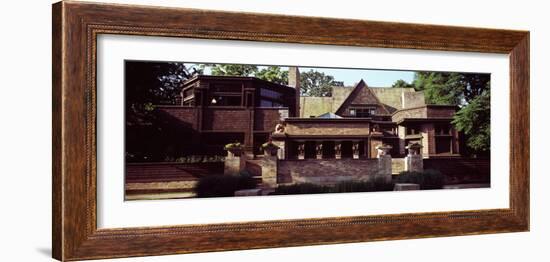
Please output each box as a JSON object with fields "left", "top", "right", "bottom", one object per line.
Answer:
{"left": 125, "top": 61, "right": 201, "bottom": 162}
{"left": 209, "top": 64, "right": 258, "bottom": 76}
{"left": 125, "top": 61, "right": 200, "bottom": 124}
{"left": 391, "top": 79, "right": 414, "bottom": 88}
{"left": 413, "top": 72, "right": 464, "bottom": 105}
{"left": 300, "top": 69, "right": 335, "bottom": 97}
{"left": 452, "top": 89, "right": 490, "bottom": 153}
{"left": 413, "top": 72, "right": 490, "bottom": 105}
{"left": 412, "top": 71, "right": 491, "bottom": 155}
{"left": 255, "top": 66, "right": 288, "bottom": 85}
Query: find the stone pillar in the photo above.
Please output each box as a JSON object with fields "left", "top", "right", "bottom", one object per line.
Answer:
{"left": 261, "top": 144, "right": 279, "bottom": 188}
{"left": 315, "top": 141, "right": 323, "bottom": 160}
{"left": 405, "top": 143, "right": 423, "bottom": 172}
{"left": 376, "top": 144, "right": 393, "bottom": 183}
{"left": 288, "top": 67, "right": 301, "bottom": 117}
{"left": 271, "top": 140, "right": 285, "bottom": 160}
{"left": 272, "top": 127, "right": 286, "bottom": 160}
{"left": 335, "top": 142, "right": 342, "bottom": 159}
{"left": 297, "top": 142, "right": 305, "bottom": 160}
{"left": 398, "top": 125, "right": 406, "bottom": 155}
{"left": 370, "top": 138, "right": 382, "bottom": 159}
{"left": 224, "top": 147, "right": 243, "bottom": 175}
{"left": 352, "top": 142, "right": 360, "bottom": 159}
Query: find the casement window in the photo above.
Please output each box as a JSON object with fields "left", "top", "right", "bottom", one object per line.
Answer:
{"left": 349, "top": 107, "right": 376, "bottom": 117}
{"left": 209, "top": 83, "right": 243, "bottom": 106}
{"left": 257, "top": 87, "right": 288, "bottom": 108}
{"left": 406, "top": 126, "right": 420, "bottom": 135}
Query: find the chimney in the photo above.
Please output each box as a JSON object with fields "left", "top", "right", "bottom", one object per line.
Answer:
{"left": 288, "top": 66, "right": 300, "bottom": 117}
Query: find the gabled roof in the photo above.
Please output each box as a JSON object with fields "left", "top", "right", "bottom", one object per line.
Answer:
{"left": 334, "top": 79, "right": 391, "bottom": 115}
{"left": 317, "top": 112, "right": 342, "bottom": 119}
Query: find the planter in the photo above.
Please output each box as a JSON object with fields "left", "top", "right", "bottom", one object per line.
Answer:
{"left": 224, "top": 143, "right": 244, "bottom": 157}
{"left": 261, "top": 142, "right": 280, "bottom": 157}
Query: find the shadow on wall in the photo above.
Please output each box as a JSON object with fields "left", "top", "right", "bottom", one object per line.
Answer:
{"left": 423, "top": 158, "right": 490, "bottom": 185}
{"left": 126, "top": 109, "right": 199, "bottom": 162}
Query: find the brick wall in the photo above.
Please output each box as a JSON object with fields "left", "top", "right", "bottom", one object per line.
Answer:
{"left": 156, "top": 106, "right": 198, "bottom": 128}
{"left": 299, "top": 96, "right": 334, "bottom": 118}
{"left": 278, "top": 159, "right": 380, "bottom": 185}
{"left": 426, "top": 106, "right": 456, "bottom": 118}
{"left": 285, "top": 122, "right": 371, "bottom": 136}
{"left": 202, "top": 108, "right": 251, "bottom": 131}
{"left": 402, "top": 91, "right": 425, "bottom": 108}
{"left": 422, "top": 123, "right": 436, "bottom": 155}
{"left": 392, "top": 107, "right": 427, "bottom": 122}
{"left": 254, "top": 108, "right": 285, "bottom": 131}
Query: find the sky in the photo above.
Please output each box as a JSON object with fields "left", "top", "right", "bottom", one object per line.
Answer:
{"left": 186, "top": 63, "right": 415, "bottom": 87}
{"left": 299, "top": 67, "right": 415, "bottom": 87}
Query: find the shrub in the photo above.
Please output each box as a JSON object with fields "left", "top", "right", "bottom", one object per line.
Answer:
{"left": 332, "top": 177, "right": 394, "bottom": 192}
{"left": 174, "top": 155, "right": 225, "bottom": 163}
{"left": 395, "top": 169, "right": 444, "bottom": 189}
{"left": 194, "top": 171, "right": 257, "bottom": 198}
{"left": 421, "top": 169, "right": 445, "bottom": 189}
{"left": 271, "top": 178, "right": 394, "bottom": 195}
{"left": 270, "top": 183, "right": 331, "bottom": 195}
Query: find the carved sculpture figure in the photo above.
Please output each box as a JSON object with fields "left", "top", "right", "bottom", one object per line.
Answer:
{"left": 275, "top": 123, "right": 285, "bottom": 134}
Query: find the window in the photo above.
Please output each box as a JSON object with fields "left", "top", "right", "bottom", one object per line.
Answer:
{"left": 211, "top": 84, "right": 242, "bottom": 93}
{"left": 406, "top": 126, "right": 420, "bottom": 135}
{"left": 435, "top": 137, "right": 452, "bottom": 154}
{"left": 349, "top": 107, "right": 376, "bottom": 117}
{"left": 210, "top": 95, "right": 241, "bottom": 106}
{"left": 260, "top": 99, "right": 283, "bottom": 108}
{"left": 435, "top": 124, "right": 451, "bottom": 135}
{"left": 260, "top": 88, "right": 284, "bottom": 100}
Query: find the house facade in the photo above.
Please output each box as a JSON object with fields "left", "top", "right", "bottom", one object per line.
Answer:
{"left": 155, "top": 74, "right": 298, "bottom": 156}
{"left": 156, "top": 67, "right": 462, "bottom": 159}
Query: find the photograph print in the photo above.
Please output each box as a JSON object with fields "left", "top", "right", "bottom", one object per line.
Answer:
{"left": 125, "top": 61, "right": 491, "bottom": 200}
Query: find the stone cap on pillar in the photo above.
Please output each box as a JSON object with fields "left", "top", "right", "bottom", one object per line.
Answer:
{"left": 375, "top": 144, "right": 393, "bottom": 157}
{"left": 406, "top": 143, "right": 423, "bottom": 155}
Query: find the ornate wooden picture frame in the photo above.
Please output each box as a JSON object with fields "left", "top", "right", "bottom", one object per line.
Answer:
{"left": 52, "top": 1, "right": 529, "bottom": 261}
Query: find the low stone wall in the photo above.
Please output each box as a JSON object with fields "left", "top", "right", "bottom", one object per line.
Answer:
{"left": 423, "top": 158, "right": 490, "bottom": 184}
{"left": 277, "top": 159, "right": 382, "bottom": 185}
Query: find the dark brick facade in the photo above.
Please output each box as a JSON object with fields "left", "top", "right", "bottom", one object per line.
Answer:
{"left": 152, "top": 75, "right": 462, "bottom": 159}
{"left": 155, "top": 75, "right": 297, "bottom": 156}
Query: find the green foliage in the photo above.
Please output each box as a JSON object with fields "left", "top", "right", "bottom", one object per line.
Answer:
{"left": 209, "top": 64, "right": 258, "bottom": 76}
{"left": 255, "top": 66, "right": 289, "bottom": 85}
{"left": 452, "top": 89, "right": 491, "bottom": 153}
{"left": 261, "top": 141, "right": 277, "bottom": 149}
{"left": 413, "top": 72, "right": 491, "bottom": 154}
{"left": 413, "top": 72, "right": 490, "bottom": 105}
{"left": 169, "top": 155, "right": 225, "bottom": 163}
{"left": 125, "top": 62, "right": 202, "bottom": 161}
{"left": 391, "top": 79, "right": 414, "bottom": 88}
{"left": 271, "top": 177, "right": 394, "bottom": 195}
{"left": 194, "top": 171, "right": 257, "bottom": 198}
{"left": 413, "top": 72, "right": 465, "bottom": 105}
{"left": 395, "top": 169, "right": 444, "bottom": 190}
{"left": 202, "top": 65, "right": 337, "bottom": 97}
{"left": 271, "top": 183, "right": 331, "bottom": 195}
{"left": 125, "top": 61, "right": 200, "bottom": 125}
{"left": 224, "top": 142, "right": 243, "bottom": 150}
{"left": 300, "top": 69, "right": 335, "bottom": 97}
